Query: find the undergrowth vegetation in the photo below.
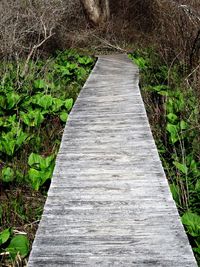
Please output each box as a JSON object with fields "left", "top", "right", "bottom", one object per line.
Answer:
{"left": 129, "top": 49, "right": 200, "bottom": 264}
{"left": 0, "top": 0, "right": 199, "bottom": 265}
{"left": 0, "top": 50, "right": 94, "bottom": 265}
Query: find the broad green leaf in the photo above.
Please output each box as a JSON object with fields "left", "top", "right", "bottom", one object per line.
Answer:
{"left": 16, "top": 130, "right": 28, "bottom": 147}
{"left": 0, "top": 139, "right": 15, "bottom": 156}
{"left": 37, "top": 95, "right": 53, "bottom": 110}
{"left": 170, "top": 183, "right": 180, "bottom": 205}
{"left": 34, "top": 79, "right": 46, "bottom": 89}
{"left": 167, "top": 113, "right": 178, "bottom": 123}
{"left": 175, "top": 94, "right": 185, "bottom": 112}
{"left": 31, "top": 93, "right": 43, "bottom": 105}
{"left": 173, "top": 161, "right": 188, "bottom": 175}
{"left": 28, "top": 168, "right": 41, "bottom": 190}
{"left": 6, "top": 93, "right": 20, "bottom": 109}
{"left": 166, "top": 123, "right": 179, "bottom": 144}
{"left": 32, "top": 110, "right": 44, "bottom": 126}
{"left": 78, "top": 56, "right": 93, "bottom": 65}
{"left": 55, "top": 65, "right": 72, "bottom": 77}
{"left": 20, "top": 98, "right": 32, "bottom": 110}
{"left": 0, "top": 228, "right": 11, "bottom": 245}
{"left": 190, "top": 159, "right": 198, "bottom": 173}
{"left": 76, "top": 68, "right": 87, "bottom": 80}
{"left": 158, "top": 91, "right": 169, "bottom": 96}
{"left": 52, "top": 98, "right": 64, "bottom": 112}
{"left": 60, "top": 112, "right": 68, "bottom": 122}
{"left": 195, "top": 180, "right": 200, "bottom": 192}
{"left": 6, "top": 141, "right": 16, "bottom": 156}
{"left": 133, "top": 57, "right": 147, "bottom": 69}
{"left": 20, "top": 110, "right": 44, "bottom": 127}
{"left": 28, "top": 165, "right": 53, "bottom": 190}
{"left": 0, "top": 129, "right": 27, "bottom": 156}
{"left": 40, "top": 168, "right": 54, "bottom": 185}
{"left": 28, "top": 153, "right": 42, "bottom": 168}
{"left": 61, "top": 66, "right": 71, "bottom": 75}
{"left": 4, "top": 114, "right": 17, "bottom": 128}
{"left": 1, "top": 167, "right": 14, "bottom": 182}
{"left": 166, "top": 98, "right": 174, "bottom": 114}
{"left": 180, "top": 120, "right": 188, "bottom": 130}
{"left": 67, "top": 62, "right": 77, "bottom": 70}
{"left": 6, "top": 235, "right": 29, "bottom": 259}
{"left": 182, "top": 212, "right": 200, "bottom": 237}
{"left": 28, "top": 153, "right": 54, "bottom": 170}
{"left": 39, "top": 155, "right": 54, "bottom": 170}
{"left": 64, "top": 98, "right": 73, "bottom": 111}
{"left": 189, "top": 159, "right": 200, "bottom": 177}
{"left": 153, "top": 85, "right": 168, "bottom": 92}
{"left": 20, "top": 112, "right": 31, "bottom": 126}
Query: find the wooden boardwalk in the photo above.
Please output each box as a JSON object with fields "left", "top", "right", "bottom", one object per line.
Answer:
{"left": 28, "top": 55, "right": 197, "bottom": 266}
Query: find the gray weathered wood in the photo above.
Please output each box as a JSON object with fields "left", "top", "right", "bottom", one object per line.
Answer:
{"left": 28, "top": 54, "right": 197, "bottom": 266}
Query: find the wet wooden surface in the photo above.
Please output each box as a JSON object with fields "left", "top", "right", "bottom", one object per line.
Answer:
{"left": 28, "top": 54, "right": 197, "bottom": 266}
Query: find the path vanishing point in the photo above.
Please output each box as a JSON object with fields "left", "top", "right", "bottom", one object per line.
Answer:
{"left": 28, "top": 54, "right": 197, "bottom": 266}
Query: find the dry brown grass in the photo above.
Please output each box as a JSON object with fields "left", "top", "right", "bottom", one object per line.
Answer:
{"left": 0, "top": 0, "right": 199, "bottom": 87}
{"left": 0, "top": 0, "right": 86, "bottom": 59}
{"left": 151, "top": 0, "right": 200, "bottom": 66}
{"left": 0, "top": 0, "right": 199, "bottom": 59}
{"left": 151, "top": 0, "right": 200, "bottom": 99}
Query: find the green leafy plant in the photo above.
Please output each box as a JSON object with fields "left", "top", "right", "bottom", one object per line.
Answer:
{"left": 34, "top": 79, "right": 47, "bottom": 90}
{"left": 182, "top": 212, "right": 200, "bottom": 237}
{"left": 65, "top": 98, "right": 73, "bottom": 111}
{"left": 1, "top": 167, "right": 15, "bottom": 183}
{"left": 0, "top": 49, "right": 95, "bottom": 265}
{"left": 20, "top": 110, "right": 45, "bottom": 127}
{"left": 37, "top": 95, "right": 54, "bottom": 110}
{"left": 0, "top": 228, "right": 10, "bottom": 245}
{"left": 0, "top": 228, "right": 29, "bottom": 260}
{"left": 129, "top": 48, "right": 200, "bottom": 262}
{"left": 0, "top": 128, "right": 28, "bottom": 156}
{"left": 0, "top": 92, "right": 20, "bottom": 111}
{"left": 6, "top": 235, "right": 29, "bottom": 259}
{"left": 182, "top": 212, "right": 200, "bottom": 254}
{"left": 28, "top": 153, "right": 55, "bottom": 190}
{"left": 60, "top": 112, "right": 68, "bottom": 122}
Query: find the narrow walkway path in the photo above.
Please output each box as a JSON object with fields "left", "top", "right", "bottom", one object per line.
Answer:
{"left": 28, "top": 55, "right": 197, "bottom": 266}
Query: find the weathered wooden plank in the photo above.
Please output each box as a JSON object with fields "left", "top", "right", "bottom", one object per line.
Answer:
{"left": 28, "top": 54, "right": 197, "bottom": 266}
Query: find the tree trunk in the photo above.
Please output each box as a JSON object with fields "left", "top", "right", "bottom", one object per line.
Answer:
{"left": 80, "top": 0, "right": 110, "bottom": 26}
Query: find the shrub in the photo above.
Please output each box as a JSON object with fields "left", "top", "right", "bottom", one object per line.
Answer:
{"left": 0, "top": 0, "right": 85, "bottom": 59}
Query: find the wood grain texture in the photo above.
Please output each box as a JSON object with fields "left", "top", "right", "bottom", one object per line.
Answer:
{"left": 28, "top": 54, "right": 197, "bottom": 266}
